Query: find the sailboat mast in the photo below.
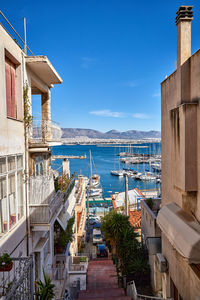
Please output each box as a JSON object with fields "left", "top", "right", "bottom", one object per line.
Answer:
{"left": 90, "top": 150, "right": 92, "bottom": 178}
{"left": 125, "top": 175, "right": 129, "bottom": 216}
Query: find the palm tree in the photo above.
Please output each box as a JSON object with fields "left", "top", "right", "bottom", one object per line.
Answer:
{"left": 36, "top": 269, "right": 55, "bottom": 300}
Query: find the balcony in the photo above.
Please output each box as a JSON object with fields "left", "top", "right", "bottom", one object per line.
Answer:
{"left": 69, "top": 256, "right": 88, "bottom": 272}
{"left": 28, "top": 119, "right": 62, "bottom": 149}
{"left": 141, "top": 198, "right": 161, "bottom": 243}
{"left": 0, "top": 256, "right": 34, "bottom": 300}
{"left": 29, "top": 173, "right": 63, "bottom": 224}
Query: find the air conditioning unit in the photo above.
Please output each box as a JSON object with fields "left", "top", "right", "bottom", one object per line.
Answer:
{"left": 156, "top": 253, "right": 168, "bottom": 273}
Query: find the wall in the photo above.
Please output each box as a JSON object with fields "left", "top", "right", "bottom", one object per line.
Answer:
{"left": 161, "top": 46, "right": 200, "bottom": 299}
{"left": 162, "top": 235, "right": 200, "bottom": 300}
{"left": 0, "top": 24, "right": 27, "bottom": 257}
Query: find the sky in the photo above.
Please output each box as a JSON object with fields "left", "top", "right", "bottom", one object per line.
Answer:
{"left": 1, "top": 0, "right": 200, "bottom": 132}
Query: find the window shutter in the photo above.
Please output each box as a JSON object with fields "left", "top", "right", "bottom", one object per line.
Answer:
{"left": 5, "top": 61, "right": 12, "bottom": 117}
{"left": 11, "top": 67, "right": 16, "bottom": 118}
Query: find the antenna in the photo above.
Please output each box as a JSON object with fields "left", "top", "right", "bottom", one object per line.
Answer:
{"left": 24, "top": 17, "right": 27, "bottom": 55}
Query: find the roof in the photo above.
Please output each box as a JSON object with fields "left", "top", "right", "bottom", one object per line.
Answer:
{"left": 129, "top": 210, "right": 141, "bottom": 229}
{"left": 157, "top": 202, "right": 200, "bottom": 264}
{"left": 111, "top": 188, "right": 145, "bottom": 209}
{"left": 26, "top": 55, "right": 62, "bottom": 86}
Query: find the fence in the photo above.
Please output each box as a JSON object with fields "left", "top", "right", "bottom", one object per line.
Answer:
{"left": 0, "top": 256, "right": 34, "bottom": 300}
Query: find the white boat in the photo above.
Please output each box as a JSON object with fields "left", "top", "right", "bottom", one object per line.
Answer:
{"left": 110, "top": 170, "right": 124, "bottom": 176}
{"left": 140, "top": 172, "right": 157, "bottom": 181}
{"left": 91, "top": 174, "right": 100, "bottom": 187}
{"left": 89, "top": 188, "right": 102, "bottom": 197}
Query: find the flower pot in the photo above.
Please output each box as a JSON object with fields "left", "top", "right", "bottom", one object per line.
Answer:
{"left": 55, "top": 245, "right": 63, "bottom": 254}
{"left": 0, "top": 262, "right": 13, "bottom": 272}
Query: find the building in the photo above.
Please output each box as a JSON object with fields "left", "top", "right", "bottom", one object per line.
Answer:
{"left": 111, "top": 188, "right": 144, "bottom": 212}
{"left": 0, "top": 12, "right": 65, "bottom": 298}
{"left": 157, "top": 6, "right": 200, "bottom": 300}
{"left": 141, "top": 198, "right": 162, "bottom": 295}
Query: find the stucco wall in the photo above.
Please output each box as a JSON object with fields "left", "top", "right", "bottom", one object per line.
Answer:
{"left": 161, "top": 46, "right": 200, "bottom": 299}
{"left": 162, "top": 235, "right": 200, "bottom": 300}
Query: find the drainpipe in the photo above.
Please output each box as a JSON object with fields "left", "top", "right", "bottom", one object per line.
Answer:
{"left": 22, "top": 52, "right": 30, "bottom": 257}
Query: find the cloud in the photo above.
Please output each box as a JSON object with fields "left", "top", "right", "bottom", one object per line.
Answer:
{"left": 90, "top": 109, "right": 125, "bottom": 118}
{"left": 152, "top": 90, "right": 161, "bottom": 98}
{"left": 132, "top": 113, "right": 151, "bottom": 119}
{"left": 81, "top": 57, "right": 95, "bottom": 69}
{"left": 123, "top": 80, "right": 139, "bottom": 88}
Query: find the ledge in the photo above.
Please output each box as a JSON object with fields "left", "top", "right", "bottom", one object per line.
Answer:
{"left": 157, "top": 202, "right": 200, "bottom": 263}
{"left": 26, "top": 56, "right": 62, "bottom": 86}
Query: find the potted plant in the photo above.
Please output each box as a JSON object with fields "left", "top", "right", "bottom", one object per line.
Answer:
{"left": 36, "top": 269, "right": 55, "bottom": 300}
{"left": 0, "top": 253, "right": 13, "bottom": 272}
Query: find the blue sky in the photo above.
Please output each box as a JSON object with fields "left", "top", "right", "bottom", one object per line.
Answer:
{"left": 1, "top": 0, "right": 200, "bottom": 132}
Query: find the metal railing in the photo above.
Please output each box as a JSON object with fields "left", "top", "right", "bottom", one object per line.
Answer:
{"left": 29, "top": 119, "right": 62, "bottom": 143}
{"left": 0, "top": 10, "right": 34, "bottom": 56}
{"left": 29, "top": 190, "right": 63, "bottom": 224}
{"left": 69, "top": 256, "right": 88, "bottom": 272}
{"left": 0, "top": 256, "right": 34, "bottom": 300}
{"left": 126, "top": 280, "right": 173, "bottom": 300}
{"left": 29, "top": 174, "right": 63, "bottom": 223}
{"left": 64, "top": 179, "right": 75, "bottom": 204}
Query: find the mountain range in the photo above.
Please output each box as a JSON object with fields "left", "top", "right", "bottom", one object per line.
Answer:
{"left": 61, "top": 128, "right": 161, "bottom": 140}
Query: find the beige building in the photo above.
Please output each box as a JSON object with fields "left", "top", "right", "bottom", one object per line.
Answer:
{"left": 0, "top": 13, "right": 67, "bottom": 298}
{"left": 157, "top": 6, "right": 200, "bottom": 300}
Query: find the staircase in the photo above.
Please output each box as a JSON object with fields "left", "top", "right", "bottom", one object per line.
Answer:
{"left": 77, "top": 259, "right": 131, "bottom": 300}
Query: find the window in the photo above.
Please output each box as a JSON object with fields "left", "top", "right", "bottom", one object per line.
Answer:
{"left": 0, "top": 177, "right": 8, "bottom": 234}
{"left": 0, "top": 155, "right": 24, "bottom": 238}
{"left": 5, "top": 56, "right": 16, "bottom": 119}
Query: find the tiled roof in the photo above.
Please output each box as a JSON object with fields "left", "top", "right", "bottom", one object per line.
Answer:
{"left": 129, "top": 210, "right": 141, "bottom": 229}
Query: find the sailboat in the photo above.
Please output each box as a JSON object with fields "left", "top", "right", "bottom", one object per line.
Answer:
{"left": 88, "top": 150, "right": 102, "bottom": 197}
{"left": 110, "top": 146, "right": 125, "bottom": 176}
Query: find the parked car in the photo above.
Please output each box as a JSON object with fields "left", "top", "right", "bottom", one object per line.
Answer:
{"left": 93, "top": 222, "right": 101, "bottom": 229}
{"left": 90, "top": 217, "right": 100, "bottom": 225}
{"left": 96, "top": 244, "right": 108, "bottom": 257}
{"left": 93, "top": 229, "right": 103, "bottom": 244}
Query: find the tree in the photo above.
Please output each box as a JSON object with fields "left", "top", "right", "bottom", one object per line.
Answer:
{"left": 101, "top": 211, "right": 139, "bottom": 274}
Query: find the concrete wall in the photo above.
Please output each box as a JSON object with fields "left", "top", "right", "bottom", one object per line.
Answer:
{"left": 162, "top": 235, "right": 200, "bottom": 300}
{"left": 0, "top": 25, "right": 25, "bottom": 156}
{"left": 0, "top": 24, "right": 27, "bottom": 257}
{"left": 161, "top": 44, "right": 200, "bottom": 299}
{"left": 141, "top": 200, "right": 162, "bottom": 294}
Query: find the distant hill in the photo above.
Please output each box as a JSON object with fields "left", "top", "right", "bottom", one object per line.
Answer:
{"left": 61, "top": 128, "right": 161, "bottom": 139}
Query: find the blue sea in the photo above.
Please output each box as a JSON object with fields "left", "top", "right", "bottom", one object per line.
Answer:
{"left": 51, "top": 143, "right": 161, "bottom": 198}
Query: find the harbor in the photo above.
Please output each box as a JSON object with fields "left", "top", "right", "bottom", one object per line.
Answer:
{"left": 51, "top": 142, "right": 161, "bottom": 198}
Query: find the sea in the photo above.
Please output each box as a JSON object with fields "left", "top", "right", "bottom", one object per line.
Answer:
{"left": 51, "top": 142, "right": 161, "bottom": 198}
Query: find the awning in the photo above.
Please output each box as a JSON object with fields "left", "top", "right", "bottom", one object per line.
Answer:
{"left": 57, "top": 207, "right": 70, "bottom": 230}
{"left": 34, "top": 237, "right": 48, "bottom": 252}
{"left": 157, "top": 202, "right": 200, "bottom": 264}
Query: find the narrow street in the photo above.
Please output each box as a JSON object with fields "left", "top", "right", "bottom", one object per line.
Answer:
{"left": 77, "top": 259, "right": 131, "bottom": 300}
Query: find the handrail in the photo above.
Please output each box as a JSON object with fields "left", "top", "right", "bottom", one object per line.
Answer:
{"left": 0, "top": 10, "right": 34, "bottom": 56}
{"left": 126, "top": 280, "right": 173, "bottom": 300}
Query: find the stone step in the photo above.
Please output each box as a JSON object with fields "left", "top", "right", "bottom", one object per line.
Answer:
{"left": 89, "top": 260, "right": 114, "bottom": 265}
{"left": 78, "top": 297, "right": 132, "bottom": 300}
{"left": 78, "top": 288, "right": 125, "bottom": 298}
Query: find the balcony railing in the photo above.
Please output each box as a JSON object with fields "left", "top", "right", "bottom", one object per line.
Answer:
{"left": 0, "top": 256, "right": 34, "bottom": 300}
{"left": 29, "top": 119, "right": 62, "bottom": 144}
{"left": 69, "top": 256, "right": 88, "bottom": 272}
{"left": 29, "top": 174, "right": 63, "bottom": 224}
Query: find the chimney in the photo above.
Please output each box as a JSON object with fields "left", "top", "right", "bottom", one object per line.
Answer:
{"left": 176, "top": 6, "right": 193, "bottom": 68}
{"left": 62, "top": 159, "right": 70, "bottom": 177}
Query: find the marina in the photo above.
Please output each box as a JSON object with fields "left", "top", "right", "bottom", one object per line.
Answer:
{"left": 51, "top": 143, "right": 161, "bottom": 198}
